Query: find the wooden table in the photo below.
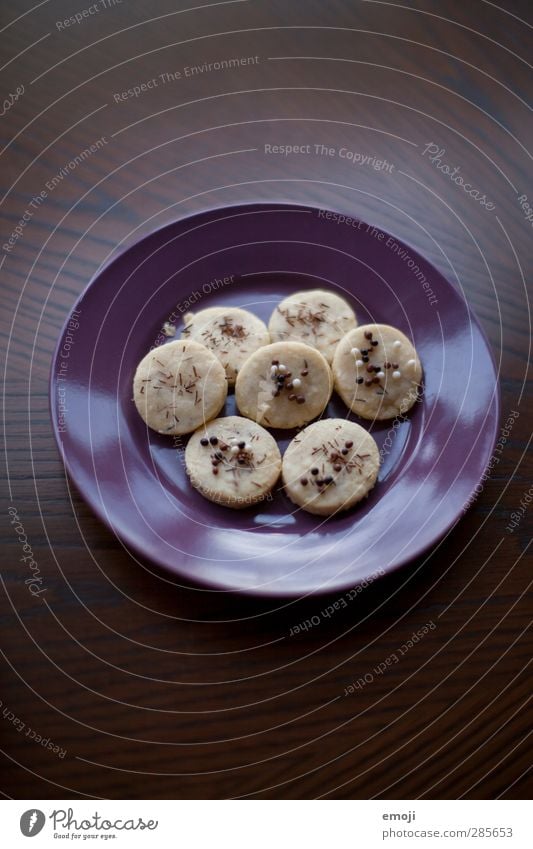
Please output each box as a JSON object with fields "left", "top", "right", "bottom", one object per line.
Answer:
{"left": 1, "top": 0, "right": 531, "bottom": 800}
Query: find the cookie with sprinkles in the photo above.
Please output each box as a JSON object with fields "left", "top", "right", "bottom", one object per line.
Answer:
{"left": 133, "top": 339, "right": 227, "bottom": 436}
{"left": 185, "top": 416, "right": 281, "bottom": 508}
{"left": 282, "top": 419, "right": 380, "bottom": 516}
{"left": 235, "top": 341, "right": 332, "bottom": 429}
{"left": 268, "top": 289, "right": 357, "bottom": 363}
{"left": 181, "top": 307, "right": 270, "bottom": 386}
{"left": 333, "top": 324, "right": 422, "bottom": 420}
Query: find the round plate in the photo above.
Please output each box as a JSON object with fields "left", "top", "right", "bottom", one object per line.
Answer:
{"left": 50, "top": 203, "right": 499, "bottom": 596}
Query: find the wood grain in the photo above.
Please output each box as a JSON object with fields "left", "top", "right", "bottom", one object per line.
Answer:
{"left": 1, "top": 0, "right": 531, "bottom": 800}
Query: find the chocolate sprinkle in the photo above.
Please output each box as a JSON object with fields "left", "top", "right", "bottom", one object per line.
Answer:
{"left": 200, "top": 438, "right": 209, "bottom": 446}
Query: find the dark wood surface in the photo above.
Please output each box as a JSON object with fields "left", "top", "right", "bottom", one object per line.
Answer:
{"left": 1, "top": 0, "right": 531, "bottom": 800}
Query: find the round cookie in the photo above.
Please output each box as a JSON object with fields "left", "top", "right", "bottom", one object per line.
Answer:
{"left": 235, "top": 341, "right": 332, "bottom": 429}
{"left": 181, "top": 307, "right": 270, "bottom": 385}
{"left": 282, "top": 419, "right": 380, "bottom": 516}
{"left": 333, "top": 324, "right": 422, "bottom": 420}
{"left": 185, "top": 416, "right": 281, "bottom": 508}
{"left": 268, "top": 289, "right": 357, "bottom": 363}
{"left": 133, "top": 339, "right": 227, "bottom": 436}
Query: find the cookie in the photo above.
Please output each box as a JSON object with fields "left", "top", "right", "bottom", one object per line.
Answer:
{"left": 182, "top": 307, "right": 270, "bottom": 385}
{"left": 268, "top": 289, "right": 357, "bottom": 363}
{"left": 185, "top": 416, "right": 281, "bottom": 508}
{"left": 133, "top": 339, "right": 227, "bottom": 435}
{"left": 235, "top": 341, "right": 332, "bottom": 429}
{"left": 282, "top": 419, "right": 380, "bottom": 516}
{"left": 333, "top": 324, "right": 422, "bottom": 420}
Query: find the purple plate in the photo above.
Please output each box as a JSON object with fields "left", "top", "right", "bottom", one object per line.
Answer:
{"left": 50, "top": 203, "right": 499, "bottom": 596}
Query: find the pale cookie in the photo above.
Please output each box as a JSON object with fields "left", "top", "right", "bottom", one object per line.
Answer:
{"left": 185, "top": 416, "right": 281, "bottom": 508}
{"left": 133, "top": 339, "right": 227, "bottom": 436}
{"left": 282, "top": 419, "right": 380, "bottom": 516}
{"left": 333, "top": 324, "right": 422, "bottom": 420}
{"left": 181, "top": 307, "right": 270, "bottom": 385}
{"left": 268, "top": 289, "right": 357, "bottom": 363}
{"left": 235, "top": 341, "right": 332, "bottom": 429}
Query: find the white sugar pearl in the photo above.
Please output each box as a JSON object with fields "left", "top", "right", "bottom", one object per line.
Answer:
{"left": 292, "top": 377, "right": 302, "bottom": 388}
{"left": 162, "top": 322, "right": 176, "bottom": 337}
{"left": 231, "top": 445, "right": 239, "bottom": 454}
{"left": 270, "top": 365, "right": 278, "bottom": 377}
{"left": 351, "top": 347, "right": 360, "bottom": 356}
{"left": 355, "top": 359, "right": 364, "bottom": 368}
{"left": 245, "top": 443, "right": 252, "bottom": 452}
{"left": 393, "top": 340, "right": 402, "bottom": 349}
{"left": 377, "top": 371, "right": 385, "bottom": 379}
{"left": 406, "top": 358, "right": 416, "bottom": 369}
{"left": 277, "top": 363, "right": 287, "bottom": 374}
{"left": 392, "top": 370, "right": 401, "bottom": 379}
